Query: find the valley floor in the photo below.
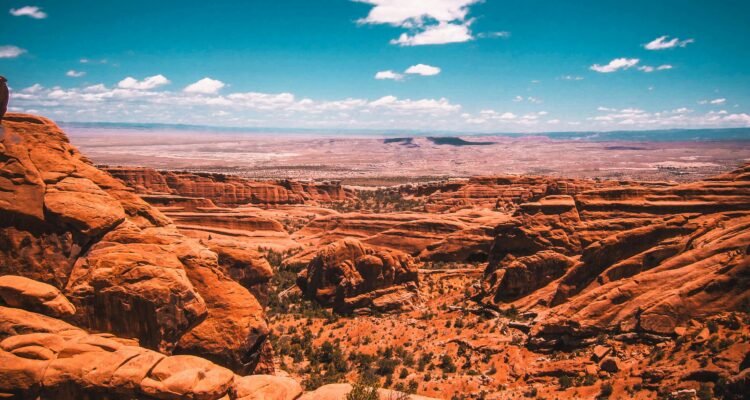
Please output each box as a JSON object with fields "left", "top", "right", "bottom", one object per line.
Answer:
{"left": 65, "top": 126, "right": 750, "bottom": 183}
{"left": 268, "top": 264, "right": 750, "bottom": 399}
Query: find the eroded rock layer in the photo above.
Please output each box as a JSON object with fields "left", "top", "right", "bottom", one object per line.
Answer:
{"left": 480, "top": 164, "right": 750, "bottom": 345}
{"left": 0, "top": 114, "right": 271, "bottom": 374}
{"left": 106, "top": 166, "right": 353, "bottom": 207}
{"left": 296, "top": 239, "right": 420, "bottom": 314}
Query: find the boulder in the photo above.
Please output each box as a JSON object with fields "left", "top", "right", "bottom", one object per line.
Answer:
{"left": 232, "top": 375, "right": 303, "bottom": 400}
{"left": 0, "top": 275, "right": 76, "bottom": 317}
{"left": 592, "top": 345, "right": 611, "bottom": 362}
{"left": 296, "top": 239, "right": 419, "bottom": 314}
{"left": 0, "top": 306, "right": 238, "bottom": 400}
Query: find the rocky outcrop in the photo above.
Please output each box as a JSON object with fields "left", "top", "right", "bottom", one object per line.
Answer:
{"left": 203, "top": 238, "right": 273, "bottom": 289}
{"left": 480, "top": 164, "right": 750, "bottom": 344}
{"left": 0, "top": 304, "right": 299, "bottom": 400}
{"left": 293, "top": 209, "right": 509, "bottom": 263}
{"left": 296, "top": 239, "right": 420, "bottom": 314}
{"left": 233, "top": 375, "right": 302, "bottom": 400}
{"left": 397, "top": 175, "right": 605, "bottom": 212}
{"left": 0, "top": 114, "right": 272, "bottom": 374}
{"left": 106, "top": 167, "right": 353, "bottom": 207}
{"left": 0, "top": 275, "right": 76, "bottom": 318}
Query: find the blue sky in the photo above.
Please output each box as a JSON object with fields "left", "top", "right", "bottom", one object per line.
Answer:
{"left": 2, "top": 0, "right": 749, "bottom": 132}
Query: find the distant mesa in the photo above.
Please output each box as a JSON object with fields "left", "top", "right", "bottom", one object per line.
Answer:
{"left": 382, "top": 137, "right": 419, "bottom": 147}
{"left": 382, "top": 136, "right": 496, "bottom": 146}
{"left": 383, "top": 137, "right": 413, "bottom": 144}
{"left": 427, "top": 136, "right": 495, "bottom": 146}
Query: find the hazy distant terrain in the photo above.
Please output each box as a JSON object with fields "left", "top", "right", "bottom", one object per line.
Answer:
{"left": 65, "top": 124, "right": 750, "bottom": 184}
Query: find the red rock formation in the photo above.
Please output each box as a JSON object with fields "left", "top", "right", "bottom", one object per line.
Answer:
{"left": 0, "top": 275, "right": 76, "bottom": 318}
{"left": 296, "top": 239, "right": 420, "bottom": 314}
{"left": 398, "top": 175, "right": 606, "bottom": 212}
{"left": 0, "top": 114, "right": 271, "bottom": 374}
{"left": 480, "top": 164, "right": 750, "bottom": 345}
{"left": 0, "top": 303, "right": 301, "bottom": 400}
{"left": 292, "top": 209, "right": 509, "bottom": 263}
{"left": 106, "top": 167, "right": 353, "bottom": 207}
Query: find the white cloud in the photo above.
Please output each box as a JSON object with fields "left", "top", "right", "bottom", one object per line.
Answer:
{"left": 466, "top": 109, "right": 547, "bottom": 125}
{"left": 585, "top": 106, "right": 750, "bottom": 128}
{"left": 699, "top": 98, "right": 726, "bottom": 105}
{"left": 356, "top": 0, "right": 479, "bottom": 26}
{"left": 375, "top": 70, "right": 404, "bottom": 80}
{"left": 16, "top": 79, "right": 750, "bottom": 131}
{"left": 478, "top": 31, "right": 510, "bottom": 39}
{"left": 512, "top": 96, "right": 542, "bottom": 104}
{"left": 368, "top": 95, "right": 460, "bottom": 113}
{"left": 117, "top": 75, "right": 170, "bottom": 90}
{"left": 590, "top": 58, "right": 639, "bottom": 73}
{"left": 723, "top": 113, "right": 750, "bottom": 124}
{"left": 66, "top": 70, "right": 86, "bottom": 78}
{"left": 405, "top": 64, "right": 441, "bottom": 76}
{"left": 227, "top": 92, "right": 297, "bottom": 109}
{"left": 22, "top": 84, "right": 44, "bottom": 93}
{"left": 561, "top": 75, "right": 584, "bottom": 81}
{"left": 0, "top": 45, "right": 26, "bottom": 58}
{"left": 80, "top": 58, "right": 108, "bottom": 64}
{"left": 184, "top": 77, "right": 226, "bottom": 94}
{"left": 356, "top": 0, "right": 481, "bottom": 46}
{"left": 644, "top": 35, "right": 694, "bottom": 50}
{"left": 638, "top": 64, "right": 673, "bottom": 73}
{"left": 9, "top": 6, "right": 47, "bottom": 19}
{"left": 391, "top": 22, "right": 473, "bottom": 46}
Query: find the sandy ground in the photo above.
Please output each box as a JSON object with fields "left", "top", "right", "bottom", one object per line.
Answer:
{"left": 65, "top": 127, "right": 750, "bottom": 184}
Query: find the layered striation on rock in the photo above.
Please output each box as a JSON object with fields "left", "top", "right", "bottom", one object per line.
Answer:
{"left": 480, "top": 164, "right": 750, "bottom": 345}
{"left": 291, "top": 209, "right": 510, "bottom": 263}
{"left": 296, "top": 239, "right": 420, "bottom": 314}
{"left": 397, "top": 175, "right": 608, "bottom": 212}
{"left": 0, "top": 114, "right": 272, "bottom": 374}
{"left": 106, "top": 166, "right": 353, "bottom": 207}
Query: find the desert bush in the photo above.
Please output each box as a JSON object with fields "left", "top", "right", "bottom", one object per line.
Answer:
{"left": 439, "top": 354, "right": 457, "bottom": 373}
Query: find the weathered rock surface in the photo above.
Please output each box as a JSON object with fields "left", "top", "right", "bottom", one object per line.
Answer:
{"left": 296, "top": 239, "right": 420, "bottom": 314}
{"left": 292, "top": 208, "right": 510, "bottom": 263}
{"left": 203, "top": 238, "right": 274, "bottom": 289}
{"left": 0, "top": 305, "right": 239, "bottom": 400}
{"left": 232, "top": 375, "right": 302, "bottom": 400}
{"left": 106, "top": 167, "right": 353, "bottom": 207}
{"left": 399, "top": 175, "right": 604, "bottom": 212}
{"left": 0, "top": 114, "right": 272, "bottom": 374}
{"left": 480, "top": 163, "right": 750, "bottom": 344}
{"left": 0, "top": 275, "right": 76, "bottom": 317}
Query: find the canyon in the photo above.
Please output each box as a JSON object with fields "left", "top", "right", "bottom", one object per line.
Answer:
{"left": 0, "top": 113, "right": 748, "bottom": 399}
